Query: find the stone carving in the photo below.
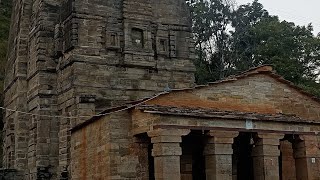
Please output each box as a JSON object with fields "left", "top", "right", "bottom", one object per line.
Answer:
{"left": 3, "top": 0, "right": 195, "bottom": 179}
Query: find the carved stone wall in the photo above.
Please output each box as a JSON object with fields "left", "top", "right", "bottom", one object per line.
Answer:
{"left": 3, "top": 0, "right": 195, "bottom": 179}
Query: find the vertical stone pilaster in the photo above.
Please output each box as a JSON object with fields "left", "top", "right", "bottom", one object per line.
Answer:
{"left": 204, "top": 131, "right": 238, "bottom": 180}
{"left": 252, "top": 133, "right": 283, "bottom": 180}
{"left": 148, "top": 129, "right": 190, "bottom": 180}
{"left": 280, "top": 140, "right": 296, "bottom": 180}
{"left": 3, "top": 0, "right": 32, "bottom": 174}
{"left": 293, "top": 135, "right": 320, "bottom": 180}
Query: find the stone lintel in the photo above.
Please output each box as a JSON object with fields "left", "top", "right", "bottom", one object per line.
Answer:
{"left": 147, "top": 129, "right": 190, "bottom": 138}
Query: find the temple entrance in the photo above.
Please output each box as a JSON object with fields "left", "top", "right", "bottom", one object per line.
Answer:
{"left": 279, "top": 135, "right": 297, "bottom": 180}
{"left": 233, "top": 132, "right": 254, "bottom": 180}
{"left": 181, "top": 130, "right": 206, "bottom": 180}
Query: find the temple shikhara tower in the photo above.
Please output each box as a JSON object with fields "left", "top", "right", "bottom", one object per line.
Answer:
{"left": 3, "top": 0, "right": 195, "bottom": 179}
{"left": 3, "top": 0, "right": 320, "bottom": 180}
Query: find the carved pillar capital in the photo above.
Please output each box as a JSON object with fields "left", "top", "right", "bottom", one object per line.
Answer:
{"left": 147, "top": 129, "right": 191, "bottom": 138}
{"left": 147, "top": 129, "right": 190, "bottom": 180}
{"left": 294, "top": 135, "right": 320, "bottom": 158}
{"left": 254, "top": 133, "right": 284, "bottom": 147}
{"left": 206, "top": 130, "right": 239, "bottom": 144}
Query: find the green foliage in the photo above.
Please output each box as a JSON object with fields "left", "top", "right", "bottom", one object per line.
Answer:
{"left": 188, "top": 0, "right": 234, "bottom": 83}
{"left": 298, "top": 81, "right": 320, "bottom": 98}
{"left": 248, "top": 20, "right": 320, "bottom": 83}
{"left": 189, "top": 0, "right": 320, "bottom": 97}
{"left": 231, "top": 0, "right": 271, "bottom": 72}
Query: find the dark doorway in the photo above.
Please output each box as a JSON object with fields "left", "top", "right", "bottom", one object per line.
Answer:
{"left": 233, "top": 132, "right": 254, "bottom": 180}
{"left": 279, "top": 151, "right": 283, "bottom": 180}
{"left": 181, "top": 130, "right": 206, "bottom": 180}
{"left": 148, "top": 143, "right": 155, "bottom": 180}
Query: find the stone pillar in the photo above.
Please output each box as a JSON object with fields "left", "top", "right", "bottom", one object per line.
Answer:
{"left": 134, "top": 136, "right": 150, "bottom": 180}
{"left": 148, "top": 129, "right": 190, "bottom": 180}
{"left": 204, "top": 131, "right": 238, "bottom": 180}
{"left": 293, "top": 135, "right": 320, "bottom": 180}
{"left": 280, "top": 140, "right": 296, "bottom": 180}
{"left": 252, "top": 133, "right": 283, "bottom": 180}
{"left": 180, "top": 154, "right": 193, "bottom": 180}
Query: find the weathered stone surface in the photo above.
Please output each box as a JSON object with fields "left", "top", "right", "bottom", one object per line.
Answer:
{"left": 5, "top": 0, "right": 320, "bottom": 179}
{"left": 280, "top": 140, "right": 296, "bottom": 180}
{"left": 252, "top": 133, "right": 284, "bottom": 180}
{"left": 293, "top": 135, "right": 320, "bottom": 180}
{"left": 148, "top": 129, "right": 190, "bottom": 180}
{"left": 69, "top": 67, "right": 320, "bottom": 180}
{"left": 204, "top": 131, "right": 238, "bottom": 180}
{"left": 144, "top": 69, "right": 320, "bottom": 121}
{"left": 4, "top": 0, "right": 195, "bottom": 179}
{"left": 0, "top": 169, "right": 24, "bottom": 180}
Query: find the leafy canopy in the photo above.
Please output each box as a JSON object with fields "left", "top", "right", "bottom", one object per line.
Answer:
{"left": 189, "top": 0, "right": 320, "bottom": 97}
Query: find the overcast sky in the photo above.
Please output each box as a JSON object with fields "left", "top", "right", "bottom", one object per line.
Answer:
{"left": 235, "top": 0, "right": 320, "bottom": 35}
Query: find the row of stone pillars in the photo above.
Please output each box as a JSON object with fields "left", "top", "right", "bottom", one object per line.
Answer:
{"left": 147, "top": 129, "right": 320, "bottom": 180}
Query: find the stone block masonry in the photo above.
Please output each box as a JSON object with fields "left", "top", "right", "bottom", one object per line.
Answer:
{"left": 3, "top": 0, "right": 195, "bottom": 179}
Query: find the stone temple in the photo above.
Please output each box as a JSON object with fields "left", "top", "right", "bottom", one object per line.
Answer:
{"left": 2, "top": 0, "right": 320, "bottom": 180}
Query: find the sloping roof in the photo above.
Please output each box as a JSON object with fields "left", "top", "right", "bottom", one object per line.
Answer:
{"left": 137, "top": 104, "right": 320, "bottom": 124}
{"left": 71, "top": 65, "right": 320, "bottom": 132}
{"left": 71, "top": 92, "right": 168, "bottom": 132}
{"left": 167, "top": 65, "right": 320, "bottom": 103}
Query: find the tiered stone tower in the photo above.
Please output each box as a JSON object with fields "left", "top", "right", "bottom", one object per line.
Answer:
{"left": 3, "top": 0, "right": 195, "bottom": 179}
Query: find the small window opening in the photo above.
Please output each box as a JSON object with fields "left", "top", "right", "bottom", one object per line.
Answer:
{"left": 159, "top": 39, "right": 167, "bottom": 52}
{"left": 132, "top": 28, "right": 144, "bottom": 48}
{"left": 110, "top": 34, "right": 116, "bottom": 46}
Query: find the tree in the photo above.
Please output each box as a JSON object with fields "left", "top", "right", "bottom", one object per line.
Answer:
{"left": 248, "top": 19, "right": 320, "bottom": 83}
{"left": 231, "top": 0, "right": 271, "bottom": 72}
{"left": 189, "top": 0, "right": 320, "bottom": 97}
{"left": 188, "top": 0, "right": 234, "bottom": 83}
